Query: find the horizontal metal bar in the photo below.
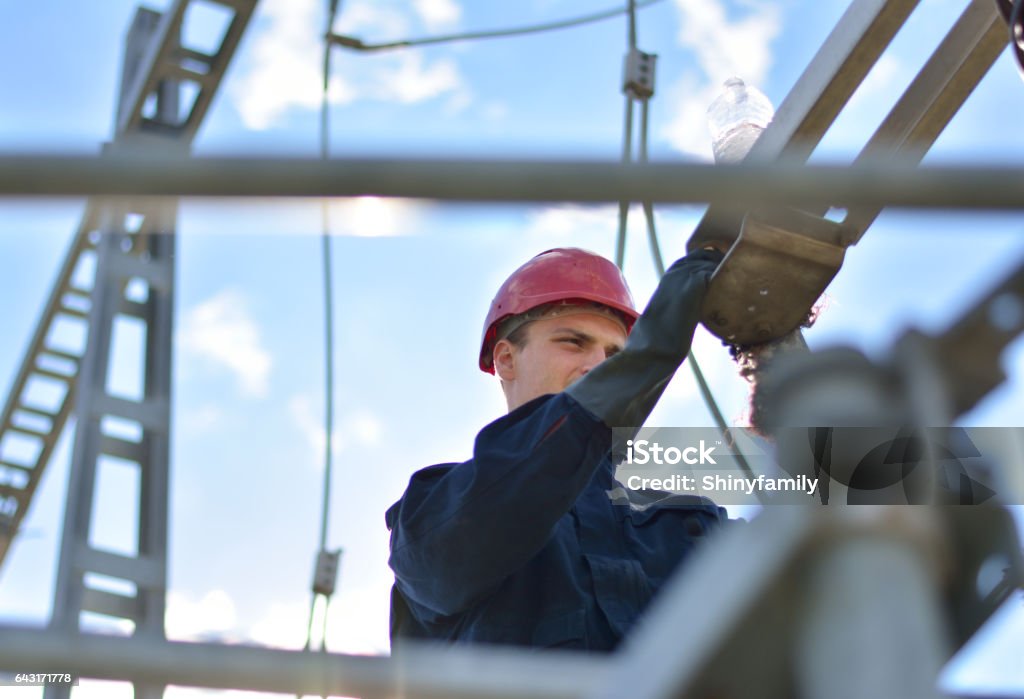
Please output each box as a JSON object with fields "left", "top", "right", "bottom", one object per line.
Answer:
{"left": 2, "top": 156, "right": 1024, "bottom": 209}
{"left": 81, "top": 587, "right": 139, "bottom": 621}
{"left": 0, "top": 626, "right": 608, "bottom": 699}
{"left": 92, "top": 395, "right": 169, "bottom": 433}
{"left": 75, "top": 546, "right": 164, "bottom": 589}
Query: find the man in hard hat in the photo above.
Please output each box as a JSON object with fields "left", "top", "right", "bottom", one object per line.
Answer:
{"left": 386, "top": 247, "right": 726, "bottom": 651}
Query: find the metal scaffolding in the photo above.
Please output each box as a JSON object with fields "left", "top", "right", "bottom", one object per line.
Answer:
{"left": 1, "top": 0, "right": 1023, "bottom": 698}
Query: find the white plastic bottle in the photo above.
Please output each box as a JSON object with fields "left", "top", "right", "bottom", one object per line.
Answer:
{"left": 706, "top": 77, "right": 775, "bottom": 163}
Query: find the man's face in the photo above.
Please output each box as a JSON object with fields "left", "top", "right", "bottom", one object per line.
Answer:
{"left": 494, "top": 310, "right": 628, "bottom": 412}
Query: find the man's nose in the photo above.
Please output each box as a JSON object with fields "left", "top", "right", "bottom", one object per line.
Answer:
{"left": 579, "top": 347, "right": 607, "bottom": 375}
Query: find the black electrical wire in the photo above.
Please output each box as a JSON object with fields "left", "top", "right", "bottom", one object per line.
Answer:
{"left": 327, "top": 0, "right": 667, "bottom": 52}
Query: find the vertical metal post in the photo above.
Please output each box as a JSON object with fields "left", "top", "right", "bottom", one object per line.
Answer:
{"left": 795, "top": 534, "right": 950, "bottom": 699}
{"left": 46, "top": 9, "right": 179, "bottom": 699}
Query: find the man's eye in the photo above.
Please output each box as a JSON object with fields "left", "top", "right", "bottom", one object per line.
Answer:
{"left": 559, "top": 337, "right": 583, "bottom": 347}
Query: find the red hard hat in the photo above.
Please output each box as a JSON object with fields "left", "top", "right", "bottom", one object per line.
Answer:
{"left": 479, "top": 248, "right": 639, "bottom": 374}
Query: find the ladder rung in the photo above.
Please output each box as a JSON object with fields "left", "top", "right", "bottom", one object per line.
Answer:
{"left": 30, "top": 365, "right": 76, "bottom": 383}
{"left": 166, "top": 61, "right": 212, "bottom": 85}
{"left": 77, "top": 545, "right": 163, "bottom": 588}
{"left": 118, "top": 297, "right": 148, "bottom": 319}
{"left": 14, "top": 404, "right": 57, "bottom": 420}
{"left": 38, "top": 347, "right": 81, "bottom": 363}
{"left": 57, "top": 305, "right": 89, "bottom": 320}
{"left": 93, "top": 395, "right": 168, "bottom": 433}
{"left": 177, "top": 47, "right": 214, "bottom": 66}
{"left": 0, "top": 484, "right": 28, "bottom": 498}
{"left": 11, "top": 411, "right": 54, "bottom": 438}
{"left": 99, "top": 435, "right": 144, "bottom": 464}
{"left": 81, "top": 587, "right": 139, "bottom": 621}
{"left": 7, "top": 424, "right": 48, "bottom": 439}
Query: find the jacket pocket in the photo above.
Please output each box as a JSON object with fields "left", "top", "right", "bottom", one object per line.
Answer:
{"left": 583, "top": 554, "right": 652, "bottom": 638}
{"left": 531, "top": 608, "right": 587, "bottom": 649}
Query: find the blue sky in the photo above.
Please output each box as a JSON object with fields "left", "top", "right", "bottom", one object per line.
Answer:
{"left": 1, "top": 0, "right": 1024, "bottom": 697}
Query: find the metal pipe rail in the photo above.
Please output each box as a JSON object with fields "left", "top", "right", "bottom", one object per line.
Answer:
{"left": 2, "top": 155, "right": 1024, "bottom": 209}
{"left": 0, "top": 625, "right": 607, "bottom": 699}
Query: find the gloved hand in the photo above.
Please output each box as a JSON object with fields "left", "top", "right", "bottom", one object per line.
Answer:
{"left": 565, "top": 248, "right": 724, "bottom": 430}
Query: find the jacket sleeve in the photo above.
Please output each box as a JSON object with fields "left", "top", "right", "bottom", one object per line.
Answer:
{"left": 565, "top": 249, "right": 722, "bottom": 432}
{"left": 387, "top": 392, "right": 610, "bottom": 617}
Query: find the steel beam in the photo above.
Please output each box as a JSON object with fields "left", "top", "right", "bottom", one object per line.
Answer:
{"left": 3, "top": 156, "right": 1024, "bottom": 209}
{"left": 588, "top": 506, "right": 1022, "bottom": 699}
{"left": 0, "top": 0, "right": 256, "bottom": 575}
{"left": 0, "top": 626, "right": 609, "bottom": 699}
{"left": 840, "top": 0, "right": 1008, "bottom": 241}
{"left": 688, "top": 0, "right": 920, "bottom": 251}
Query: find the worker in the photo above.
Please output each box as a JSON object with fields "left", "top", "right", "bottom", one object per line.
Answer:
{"left": 386, "top": 247, "right": 727, "bottom": 651}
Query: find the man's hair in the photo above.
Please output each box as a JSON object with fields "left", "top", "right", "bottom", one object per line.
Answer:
{"left": 494, "top": 301, "right": 629, "bottom": 354}
{"left": 504, "top": 321, "right": 531, "bottom": 350}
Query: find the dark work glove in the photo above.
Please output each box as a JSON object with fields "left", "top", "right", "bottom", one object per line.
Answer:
{"left": 565, "top": 249, "right": 724, "bottom": 430}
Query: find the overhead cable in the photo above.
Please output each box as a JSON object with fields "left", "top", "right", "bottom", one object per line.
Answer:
{"left": 327, "top": 0, "right": 667, "bottom": 52}
{"left": 301, "top": 0, "right": 343, "bottom": 679}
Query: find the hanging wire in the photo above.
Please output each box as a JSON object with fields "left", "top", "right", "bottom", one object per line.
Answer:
{"left": 299, "top": 1, "right": 342, "bottom": 683}
{"left": 634, "top": 101, "right": 759, "bottom": 486}
{"left": 327, "top": 0, "right": 667, "bottom": 52}
{"left": 614, "top": 97, "right": 634, "bottom": 268}
{"left": 319, "top": 0, "right": 338, "bottom": 563}
{"left": 611, "top": 3, "right": 762, "bottom": 490}
{"left": 614, "top": 0, "right": 639, "bottom": 269}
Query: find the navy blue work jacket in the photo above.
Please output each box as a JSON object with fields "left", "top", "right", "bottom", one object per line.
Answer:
{"left": 386, "top": 391, "right": 727, "bottom": 651}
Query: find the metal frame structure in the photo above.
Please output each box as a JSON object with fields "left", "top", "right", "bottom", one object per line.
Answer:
{"left": 0, "top": 0, "right": 1023, "bottom": 698}
{"left": 1, "top": 505, "right": 1020, "bottom": 699}
{"left": 0, "top": 2, "right": 255, "bottom": 699}
{"left": 2, "top": 155, "right": 1023, "bottom": 207}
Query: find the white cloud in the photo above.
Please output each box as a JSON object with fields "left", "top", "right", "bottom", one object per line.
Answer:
{"left": 413, "top": 0, "right": 462, "bottom": 30}
{"left": 178, "top": 290, "right": 273, "bottom": 397}
{"left": 523, "top": 204, "right": 620, "bottom": 240}
{"left": 327, "top": 197, "right": 426, "bottom": 237}
{"left": 325, "top": 585, "right": 391, "bottom": 654}
{"left": 336, "top": 1, "right": 412, "bottom": 37}
{"left": 664, "top": 0, "right": 781, "bottom": 158}
{"left": 372, "top": 52, "right": 463, "bottom": 104}
{"left": 289, "top": 394, "right": 383, "bottom": 465}
{"left": 673, "top": 0, "right": 780, "bottom": 85}
{"left": 231, "top": 0, "right": 357, "bottom": 130}
{"left": 248, "top": 601, "right": 309, "bottom": 649}
{"left": 663, "top": 77, "right": 723, "bottom": 159}
{"left": 166, "top": 589, "right": 238, "bottom": 642}
{"left": 231, "top": 0, "right": 469, "bottom": 130}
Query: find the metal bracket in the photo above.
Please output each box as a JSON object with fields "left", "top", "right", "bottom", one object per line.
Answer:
{"left": 701, "top": 208, "right": 846, "bottom": 345}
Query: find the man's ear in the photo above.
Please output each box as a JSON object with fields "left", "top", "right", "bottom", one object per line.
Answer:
{"left": 493, "top": 339, "right": 517, "bottom": 381}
